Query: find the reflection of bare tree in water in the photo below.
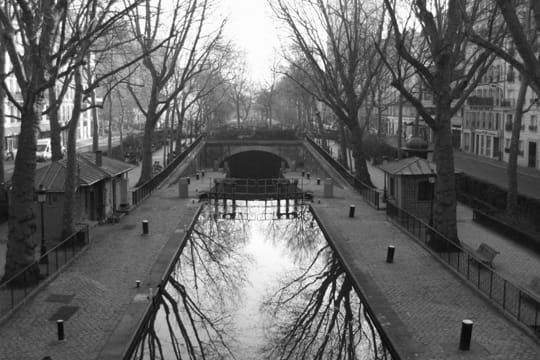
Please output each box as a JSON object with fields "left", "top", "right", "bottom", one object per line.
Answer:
{"left": 131, "top": 208, "right": 251, "bottom": 360}
{"left": 262, "top": 245, "right": 392, "bottom": 360}
{"left": 266, "top": 205, "right": 321, "bottom": 263}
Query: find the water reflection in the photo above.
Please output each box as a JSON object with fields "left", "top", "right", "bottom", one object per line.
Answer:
{"left": 130, "top": 201, "right": 392, "bottom": 360}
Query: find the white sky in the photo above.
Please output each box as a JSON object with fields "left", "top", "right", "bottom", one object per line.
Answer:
{"left": 218, "top": 0, "right": 285, "bottom": 84}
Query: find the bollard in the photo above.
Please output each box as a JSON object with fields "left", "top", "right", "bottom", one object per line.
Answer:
{"left": 142, "top": 220, "right": 149, "bottom": 235}
{"left": 386, "top": 245, "right": 395, "bottom": 263}
{"left": 186, "top": 177, "right": 190, "bottom": 185}
{"left": 57, "top": 319, "right": 65, "bottom": 341}
{"left": 307, "top": 172, "right": 311, "bottom": 180}
{"left": 349, "top": 205, "right": 355, "bottom": 218}
{"left": 459, "top": 320, "right": 473, "bottom": 350}
{"left": 201, "top": 170, "right": 205, "bottom": 177}
{"left": 136, "top": 280, "right": 141, "bottom": 288}
{"left": 196, "top": 172, "right": 200, "bottom": 180}
{"left": 317, "top": 178, "right": 321, "bottom": 185}
{"left": 301, "top": 171, "right": 305, "bottom": 177}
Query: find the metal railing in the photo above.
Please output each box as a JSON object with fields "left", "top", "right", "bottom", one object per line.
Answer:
{"left": 306, "top": 136, "right": 382, "bottom": 210}
{"left": 207, "top": 178, "right": 307, "bottom": 200}
{"left": 131, "top": 136, "right": 203, "bottom": 207}
{"left": 386, "top": 202, "right": 540, "bottom": 338}
{"left": 0, "top": 224, "right": 90, "bottom": 321}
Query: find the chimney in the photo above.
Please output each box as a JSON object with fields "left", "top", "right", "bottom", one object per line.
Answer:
{"left": 95, "top": 150, "right": 103, "bottom": 167}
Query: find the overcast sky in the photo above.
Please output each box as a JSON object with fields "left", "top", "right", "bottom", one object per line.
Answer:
{"left": 219, "top": 0, "right": 285, "bottom": 84}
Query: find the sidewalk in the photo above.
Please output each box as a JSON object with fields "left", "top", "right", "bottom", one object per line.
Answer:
{"left": 285, "top": 168, "right": 540, "bottom": 359}
{"left": 0, "top": 160, "right": 211, "bottom": 360}
{"left": 367, "top": 163, "right": 540, "bottom": 297}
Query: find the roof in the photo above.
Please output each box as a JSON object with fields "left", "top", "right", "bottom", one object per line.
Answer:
{"left": 79, "top": 152, "right": 134, "bottom": 178}
{"left": 378, "top": 156, "right": 437, "bottom": 176}
{"left": 35, "top": 154, "right": 134, "bottom": 192}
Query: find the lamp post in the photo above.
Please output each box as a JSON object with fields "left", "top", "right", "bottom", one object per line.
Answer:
{"left": 428, "top": 174, "right": 436, "bottom": 227}
{"left": 37, "top": 184, "right": 47, "bottom": 264}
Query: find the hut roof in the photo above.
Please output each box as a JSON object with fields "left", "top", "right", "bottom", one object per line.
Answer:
{"left": 378, "top": 156, "right": 437, "bottom": 176}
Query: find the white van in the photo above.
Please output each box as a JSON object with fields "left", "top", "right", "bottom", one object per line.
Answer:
{"left": 36, "top": 138, "right": 52, "bottom": 161}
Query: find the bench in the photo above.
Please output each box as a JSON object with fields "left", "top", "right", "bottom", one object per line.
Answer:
{"left": 471, "top": 243, "right": 499, "bottom": 267}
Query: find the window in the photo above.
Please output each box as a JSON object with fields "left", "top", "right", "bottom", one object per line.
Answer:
{"left": 418, "top": 180, "right": 434, "bottom": 201}
{"left": 389, "top": 177, "right": 395, "bottom": 197}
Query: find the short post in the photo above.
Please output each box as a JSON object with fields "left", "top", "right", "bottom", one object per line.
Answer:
{"left": 196, "top": 172, "right": 200, "bottom": 180}
{"left": 201, "top": 170, "right": 205, "bottom": 177}
{"left": 307, "top": 172, "right": 311, "bottom": 180}
{"left": 57, "top": 319, "right": 65, "bottom": 341}
{"left": 349, "top": 205, "right": 355, "bottom": 218}
{"left": 301, "top": 170, "right": 305, "bottom": 177}
{"left": 317, "top": 178, "right": 321, "bottom": 185}
{"left": 186, "top": 177, "right": 190, "bottom": 185}
{"left": 386, "top": 246, "right": 395, "bottom": 263}
{"left": 459, "top": 320, "right": 473, "bottom": 350}
{"left": 142, "top": 220, "right": 149, "bottom": 235}
{"left": 136, "top": 280, "right": 141, "bottom": 288}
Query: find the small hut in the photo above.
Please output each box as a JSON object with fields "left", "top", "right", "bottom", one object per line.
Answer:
{"left": 34, "top": 151, "right": 134, "bottom": 242}
{"left": 379, "top": 157, "right": 437, "bottom": 222}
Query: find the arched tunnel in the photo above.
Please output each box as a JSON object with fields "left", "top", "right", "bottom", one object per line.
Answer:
{"left": 225, "top": 151, "right": 286, "bottom": 178}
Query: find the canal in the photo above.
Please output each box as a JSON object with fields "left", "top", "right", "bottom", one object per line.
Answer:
{"left": 128, "top": 200, "right": 393, "bottom": 360}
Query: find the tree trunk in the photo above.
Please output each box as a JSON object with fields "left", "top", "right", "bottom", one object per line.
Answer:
{"left": 49, "top": 87, "right": 64, "bottom": 161}
{"left": 432, "top": 112, "right": 459, "bottom": 246}
{"left": 137, "top": 113, "right": 158, "bottom": 186}
{"left": 0, "top": 43, "right": 5, "bottom": 183}
{"left": 349, "top": 123, "right": 372, "bottom": 186}
{"left": 108, "top": 93, "right": 113, "bottom": 155}
{"left": 175, "top": 106, "right": 185, "bottom": 153}
{"left": 397, "top": 94, "right": 403, "bottom": 159}
{"left": 62, "top": 68, "right": 84, "bottom": 238}
{"left": 338, "top": 121, "right": 348, "bottom": 169}
{"left": 506, "top": 79, "right": 528, "bottom": 221}
{"left": 3, "top": 98, "right": 42, "bottom": 284}
{"left": 91, "top": 89, "right": 99, "bottom": 152}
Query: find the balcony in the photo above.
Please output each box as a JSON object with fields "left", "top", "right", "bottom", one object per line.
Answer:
{"left": 500, "top": 99, "right": 513, "bottom": 107}
{"left": 467, "top": 96, "right": 494, "bottom": 107}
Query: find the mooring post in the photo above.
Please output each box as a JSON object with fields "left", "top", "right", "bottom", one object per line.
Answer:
{"left": 349, "top": 205, "right": 355, "bottom": 218}
{"left": 57, "top": 320, "right": 65, "bottom": 341}
{"left": 142, "top": 220, "right": 149, "bottom": 235}
{"left": 386, "top": 246, "right": 395, "bottom": 263}
{"left": 459, "top": 320, "right": 473, "bottom": 350}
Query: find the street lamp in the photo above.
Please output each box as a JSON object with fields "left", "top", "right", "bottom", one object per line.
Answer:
{"left": 37, "top": 184, "right": 48, "bottom": 264}
{"left": 428, "top": 174, "right": 436, "bottom": 227}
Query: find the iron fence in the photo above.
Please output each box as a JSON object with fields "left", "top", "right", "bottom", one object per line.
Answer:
{"left": 306, "top": 136, "right": 382, "bottom": 210}
{"left": 386, "top": 202, "right": 540, "bottom": 338}
{"left": 0, "top": 223, "right": 90, "bottom": 321}
{"left": 131, "top": 136, "right": 203, "bottom": 207}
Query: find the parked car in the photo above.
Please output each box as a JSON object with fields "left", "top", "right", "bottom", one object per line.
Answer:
{"left": 36, "top": 138, "right": 52, "bottom": 161}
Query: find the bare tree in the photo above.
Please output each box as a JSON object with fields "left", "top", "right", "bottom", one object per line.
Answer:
{"left": 467, "top": 0, "right": 539, "bottom": 221}
{"left": 127, "top": 0, "right": 224, "bottom": 186}
{"left": 0, "top": 0, "right": 71, "bottom": 283}
{"left": 270, "top": 0, "right": 388, "bottom": 185}
{"left": 227, "top": 54, "right": 252, "bottom": 127}
{"left": 382, "top": 0, "right": 504, "bottom": 243}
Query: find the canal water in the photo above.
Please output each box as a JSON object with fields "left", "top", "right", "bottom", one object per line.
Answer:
{"left": 130, "top": 200, "right": 392, "bottom": 360}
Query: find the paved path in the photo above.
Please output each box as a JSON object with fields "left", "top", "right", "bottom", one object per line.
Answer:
{"left": 366, "top": 163, "right": 540, "bottom": 297}
{"left": 285, "top": 164, "right": 540, "bottom": 359}
{"left": 0, "top": 156, "right": 208, "bottom": 360}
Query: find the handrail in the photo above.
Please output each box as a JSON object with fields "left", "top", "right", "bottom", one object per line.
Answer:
{"left": 131, "top": 135, "right": 203, "bottom": 207}
{"left": 0, "top": 223, "right": 90, "bottom": 320}
{"left": 306, "top": 136, "right": 382, "bottom": 210}
{"left": 386, "top": 201, "right": 540, "bottom": 338}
